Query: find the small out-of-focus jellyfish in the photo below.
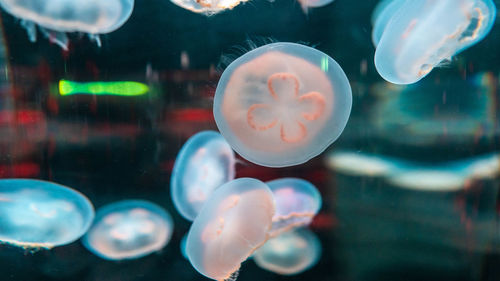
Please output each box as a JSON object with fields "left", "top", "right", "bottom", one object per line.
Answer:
{"left": 186, "top": 178, "right": 275, "bottom": 280}
{"left": 82, "top": 200, "right": 173, "bottom": 260}
{"left": 297, "top": 0, "right": 335, "bottom": 13}
{"left": 0, "top": 179, "right": 94, "bottom": 249}
{"left": 171, "top": 131, "right": 235, "bottom": 221}
{"left": 253, "top": 228, "right": 321, "bottom": 275}
{"left": 214, "top": 42, "right": 352, "bottom": 167}
{"left": 0, "top": 0, "right": 134, "bottom": 49}
{"left": 388, "top": 169, "right": 467, "bottom": 192}
{"left": 170, "top": 0, "right": 247, "bottom": 15}
{"left": 374, "top": 0, "right": 497, "bottom": 84}
{"left": 326, "top": 151, "right": 404, "bottom": 177}
{"left": 267, "top": 178, "right": 321, "bottom": 237}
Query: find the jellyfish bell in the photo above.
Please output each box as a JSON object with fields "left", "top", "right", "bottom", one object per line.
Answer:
{"left": 253, "top": 228, "right": 321, "bottom": 275}
{"left": 0, "top": 179, "right": 94, "bottom": 250}
{"left": 214, "top": 42, "right": 352, "bottom": 167}
{"left": 0, "top": 0, "right": 135, "bottom": 49}
{"left": 171, "top": 130, "right": 235, "bottom": 221}
{"left": 186, "top": 178, "right": 275, "bottom": 281}
{"left": 267, "top": 178, "right": 322, "bottom": 237}
{"left": 374, "top": 0, "right": 497, "bottom": 84}
{"left": 371, "top": 0, "right": 406, "bottom": 46}
{"left": 170, "top": 0, "right": 247, "bottom": 15}
{"left": 82, "top": 200, "right": 173, "bottom": 260}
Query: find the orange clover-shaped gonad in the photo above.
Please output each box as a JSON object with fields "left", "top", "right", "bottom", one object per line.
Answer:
{"left": 246, "top": 72, "right": 326, "bottom": 143}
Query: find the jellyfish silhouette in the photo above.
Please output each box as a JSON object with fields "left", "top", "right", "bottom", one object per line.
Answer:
{"left": 0, "top": 0, "right": 134, "bottom": 49}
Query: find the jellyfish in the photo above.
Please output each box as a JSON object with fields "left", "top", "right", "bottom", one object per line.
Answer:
{"left": 0, "top": 179, "right": 94, "bottom": 250}
{"left": 82, "top": 200, "right": 173, "bottom": 260}
{"left": 186, "top": 178, "right": 275, "bottom": 280}
{"left": 326, "top": 151, "right": 404, "bottom": 178}
{"left": 253, "top": 228, "right": 321, "bottom": 275}
{"left": 170, "top": 0, "right": 247, "bottom": 15}
{"left": 171, "top": 131, "right": 235, "bottom": 221}
{"left": 297, "top": 0, "right": 335, "bottom": 13}
{"left": 371, "top": 0, "right": 405, "bottom": 46}
{"left": 374, "top": 0, "right": 497, "bottom": 84}
{"left": 214, "top": 42, "right": 352, "bottom": 167}
{"left": 267, "top": 178, "right": 322, "bottom": 237}
{"left": 0, "top": 0, "right": 135, "bottom": 50}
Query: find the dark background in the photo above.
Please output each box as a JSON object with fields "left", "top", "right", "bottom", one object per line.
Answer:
{"left": 0, "top": 0, "right": 499, "bottom": 280}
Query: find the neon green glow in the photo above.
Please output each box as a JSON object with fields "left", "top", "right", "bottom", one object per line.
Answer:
{"left": 59, "top": 80, "right": 149, "bottom": 96}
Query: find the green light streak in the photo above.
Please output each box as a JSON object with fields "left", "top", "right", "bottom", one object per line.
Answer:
{"left": 59, "top": 80, "right": 149, "bottom": 96}
{"left": 321, "top": 56, "right": 329, "bottom": 72}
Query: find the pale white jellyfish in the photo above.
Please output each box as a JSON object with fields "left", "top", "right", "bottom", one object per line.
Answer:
{"left": 0, "top": 179, "right": 94, "bottom": 250}
{"left": 0, "top": 0, "right": 134, "bottom": 49}
{"left": 253, "top": 228, "right": 321, "bottom": 275}
{"left": 170, "top": 0, "right": 247, "bottom": 15}
{"left": 82, "top": 200, "right": 173, "bottom": 260}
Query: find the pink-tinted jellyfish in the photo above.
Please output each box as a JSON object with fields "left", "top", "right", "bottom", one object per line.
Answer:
{"left": 171, "top": 131, "right": 235, "bottom": 221}
{"left": 253, "top": 228, "right": 321, "bottom": 275}
{"left": 267, "top": 178, "right": 322, "bottom": 237}
{"left": 82, "top": 200, "right": 173, "bottom": 260}
{"left": 186, "top": 178, "right": 275, "bottom": 280}
{"left": 213, "top": 42, "right": 352, "bottom": 167}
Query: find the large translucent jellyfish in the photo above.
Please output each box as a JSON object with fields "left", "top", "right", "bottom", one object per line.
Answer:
{"left": 0, "top": 179, "right": 94, "bottom": 249}
{"left": 82, "top": 200, "right": 173, "bottom": 260}
{"left": 371, "top": 0, "right": 405, "bottom": 46}
{"left": 267, "top": 178, "right": 322, "bottom": 237}
{"left": 253, "top": 228, "right": 321, "bottom": 275}
{"left": 171, "top": 131, "right": 235, "bottom": 221}
{"left": 374, "top": 0, "right": 497, "bottom": 84}
{"left": 186, "top": 178, "right": 275, "bottom": 280}
{"left": 214, "top": 42, "right": 352, "bottom": 167}
{"left": 0, "top": 0, "right": 134, "bottom": 50}
{"left": 170, "top": 0, "right": 247, "bottom": 15}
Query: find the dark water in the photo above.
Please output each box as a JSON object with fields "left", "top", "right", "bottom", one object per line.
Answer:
{"left": 0, "top": 0, "right": 499, "bottom": 280}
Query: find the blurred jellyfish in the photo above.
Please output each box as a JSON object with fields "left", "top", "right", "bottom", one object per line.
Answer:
{"left": 326, "top": 151, "right": 405, "bottom": 177}
{"left": 82, "top": 200, "right": 173, "bottom": 260}
{"left": 186, "top": 178, "right": 275, "bottom": 280}
{"left": 253, "top": 228, "right": 321, "bottom": 275}
{"left": 170, "top": 0, "right": 247, "bottom": 15}
{"left": 180, "top": 233, "right": 188, "bottom": 260}
{"left": 267, "top": 178, "right": 322, "bottom": 237}
{"left": 171, "top": 131, "right": 235, "bottom": 221}
{"left": 370, "top": 72, "right": 498, "bottom": 146}
{"left": 214, "top": 42, "right": 352, "bottom": 167}
{"left": 387, "top": 153, "right": 500, "bottom": 191}
{"left": 0, "top": 179, "right": 94, "bottom": 249}
{"left": 297, "top": 0, "right": 335, "bottom": 13}
{"left": 0, "top": 0, "right": 135, "bottom": 49}
{"left": 374, "top": 0, "right": 496, "bottom": 84}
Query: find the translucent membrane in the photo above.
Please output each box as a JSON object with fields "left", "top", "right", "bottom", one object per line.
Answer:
{"left": 214, "top": 42, "right": 352, "bottom": 167}
{"left": 82, "top": 200, "right": 173, "bottom": 260}
{"left": 374, "top": 0, "right": 497, "bottom": 84}
{"left": 186, "top": 178, "right": 275, "bottom": 280}
{"left": 253, "top": 228, "right": 321, "bottom": 275}
{"left": 0, "top": 179, "right": 94, "bottom": 249}
{"left": 171, "top": 131, "right": 235, "bottom": 221}
{"left": 267, "top": 178, "right": 322, "bottom": 237}
{"left": 0, "top": 0, "right": 134, "bottom": 48}
{"left": 170, "top": 0, "right": 247, "bottom": 15}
